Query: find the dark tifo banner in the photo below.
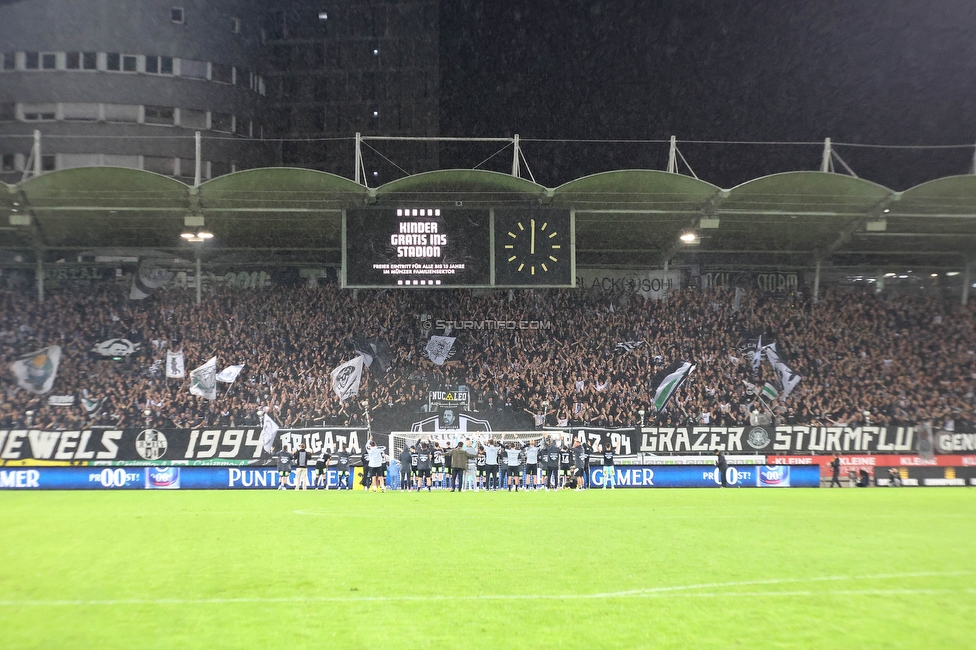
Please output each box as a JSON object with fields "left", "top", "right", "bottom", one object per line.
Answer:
{"left": 370, "top": 409, "right": 533, "bottom": 433}
{"left": 583, "top": 464, "right": 820, "bottom": 488}
{"left": 0, "top": 464, "right": 819, "bottom": 490}
{"left": 570, "top": 425, "right": 922, "bottom": 455}
{"left": 0, "top": 428, "right": 368, "bottom": 466}
{"left": 0, "top": 466, "right": 357, "bottom": 490}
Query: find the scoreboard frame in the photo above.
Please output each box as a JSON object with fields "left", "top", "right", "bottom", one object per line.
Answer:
{"left": 341, "top": 207, "right": 575, "bottom": 289}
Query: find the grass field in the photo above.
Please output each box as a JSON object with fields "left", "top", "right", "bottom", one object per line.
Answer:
{"left": 1, "top": 487, "right": 974, "bottom": 649}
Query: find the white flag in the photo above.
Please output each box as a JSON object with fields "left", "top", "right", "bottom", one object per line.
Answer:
{"left": 260, "top": 412, "right": 280, "bottom": 453}
{"left": 189, "top": 356, "right": 218, "bottom": 400}
{"left": 331, "top": 356, "right": 364, "bottom": 401}
{"left": 166, "top": 350, "right": 185, "bottom": 378}
{"left": 425, "top": 335, "right": 456, "bottom": 366}
{"left": 10, "top": 346, "right": 62, "bottom": 395}
{"left": 751, "top": 335, "right": 763, "bottom": 371}
{"left": 216, "top": 364, "right": 244, "bottom": 384}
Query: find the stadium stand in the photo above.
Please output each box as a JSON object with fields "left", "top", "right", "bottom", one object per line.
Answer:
{"left": 1, "top": 279, "right": 973, "bottom": 432}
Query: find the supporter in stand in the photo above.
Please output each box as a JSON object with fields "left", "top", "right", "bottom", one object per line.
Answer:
{"left": 1, "top": 280, "right": 973, "bottom": 436}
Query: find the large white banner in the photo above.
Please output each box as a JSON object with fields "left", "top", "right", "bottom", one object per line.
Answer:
{"left": 331, "top": 356, "right": 365, "bottom": 402}
{"left": 189, "top": 357, "right": 217, "bottom": 401}
{"left": 166, "top": 351, "right": 185, "bottom": 379}
{"left": 576, "top": 269, "right": 681, "bottom": 300}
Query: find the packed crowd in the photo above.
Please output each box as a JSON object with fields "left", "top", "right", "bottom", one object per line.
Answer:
{"left": 1, "top": 274, "right": 974, "bottom": 432}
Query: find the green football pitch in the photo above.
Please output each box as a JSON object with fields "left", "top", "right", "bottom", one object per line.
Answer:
{"left": 1, "top": 488, "right": 974, "bottom": 649}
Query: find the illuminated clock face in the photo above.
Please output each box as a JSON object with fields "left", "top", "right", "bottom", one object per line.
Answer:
{"left": 504, "top": 217, "right": 563, "bottom": 276}
{"left": 494, "top": 209, "right": 573, "bottom": 286}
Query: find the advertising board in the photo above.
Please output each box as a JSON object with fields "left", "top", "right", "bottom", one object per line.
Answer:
{"left": 585, "top": 464, "right": 820, "bottom": 488}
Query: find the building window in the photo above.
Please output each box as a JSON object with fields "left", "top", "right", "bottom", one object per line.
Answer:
{"left": 143, "top": 156, "right": 176, "bottom": 176}
{"left": 144, "top": 105, "right": 175, "bottom": 125}
{"left": 66, "top": 52, "right": 80, "bottom": 69}
{"left": 235, "top": 66, "right": 249, "bottom": 87}
{"left": 180, "top": 59, "right": 208, "bottom": 79}
{"left": 122, "top": 55, "right": 138, "bottom": 72}
{"left": 2, "top": 53, "right": 14, "bottom": 70}
{"left": 211, "top": 112, "right": 233, "bottom": 133}
{"left": 231, "top": 17, "right": 241, "bottom": 34}
{"left": 145, "top": 55, "right": 173, "bottom": 75}
{"left": 211, "top": 62, "right": 233, "bottom": 84}
{"left": 62, "top": 103, "right": 99, "bottom": 121}
{"left": 0, "top": 103, "right": 14, "bottom": 120}
{"left": 41, "top": 155, "right": 56, "bottom": 172}
{"left": 1, "top": 154, "right": 15, "bottom": 172}
{"left": 103, "top": 104, "right": 140, "bottom": 123}
{"left": 41, "top": 53, "right": 57, "bottom": 69}
{"left": 21, "top": 103, "right": 57, "bottom": 121}
{"left": 178, "top": 108, "right": 206, "bottom": 129}
{"left": 105, "top": 52, "right": 120, "bottom": 71}
{"left": 171, "top": 7, "right": 184, "bottom": 24}
{"left": 83, "top": 52, "right": 97, "bottom": 70}
{"left": 25, "top": 52, "right": 39, "bottom": 69}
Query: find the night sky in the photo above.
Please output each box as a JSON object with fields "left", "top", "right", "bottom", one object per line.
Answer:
{"left": 439, "top": 0, "right": 976, "bottom": 189}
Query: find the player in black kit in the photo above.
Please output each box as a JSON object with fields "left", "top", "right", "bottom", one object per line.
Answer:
{"left": 314, "top": 447, "right": 331, "bottom": 489}
{"left": 398, "top": 445, "right": 414, "bottom": 491}
{"left": 602, "top": 442, "right": 616, "bottom": 489}
{"left": 335, "top": 444, "right": 351, "bottom": 490}
{"left": 475, "top": 445, "right": 487, "bottom": 491}
{"left": 416, "top": 442, "right": 433, "bottom": 491}
{"left": 559, "top": 444, "right": 573, "bottom": 489}
{"left": 275, "top": 445, "right": 293, "bottom": 490}
{"left": 545, "top": 440, "right": 560, "bottom": 491}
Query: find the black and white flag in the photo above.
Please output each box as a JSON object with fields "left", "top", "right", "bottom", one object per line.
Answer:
{"left": 425, "top": 335, "right": 456, "bottom": 366}
{"left": 129, "top": 259, "right": 174, "bottom": 300}
{"left": 93, "top": 338, "right": 140, "bottom": 357}
{"left": 763, "top": 345, "right": 801, "bottom": 397}
{"left": 651, "top": 361, "right": 695, "bottom": 411}
{"left": 615, "top": 341, "right": 644, "bottom": 353}
{"left": 260, "top": 412, "right": 280, "bottom": 454}
{"left": 331, "top": 356, "right": 365, "bottom": 401}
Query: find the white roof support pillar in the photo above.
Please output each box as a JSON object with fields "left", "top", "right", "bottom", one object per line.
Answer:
{"left": 821, "top": 137, "right": 832, "bottom": 173}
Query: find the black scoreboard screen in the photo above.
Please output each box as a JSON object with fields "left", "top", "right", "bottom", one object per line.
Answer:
{"left": 342, "top": 207, "right": 573, "bottom": 289}
{"left": 344, "top": 208, "right": 491, "bottom": 287}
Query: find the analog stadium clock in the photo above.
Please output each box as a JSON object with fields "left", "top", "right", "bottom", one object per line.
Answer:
{"left": 493, "top": 209, "right": 574, "bottom": 287}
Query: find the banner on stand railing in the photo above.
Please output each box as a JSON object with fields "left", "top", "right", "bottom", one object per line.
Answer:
{"left": 0, "top": 427, "right": 368, "bottom": 466}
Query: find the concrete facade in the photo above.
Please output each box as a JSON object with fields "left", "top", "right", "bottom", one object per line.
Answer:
{"left": 0, "top": 0, "right": 276, "bottom": 184}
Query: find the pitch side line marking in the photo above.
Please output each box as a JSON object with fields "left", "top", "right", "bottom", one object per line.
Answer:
{"left": 0, "top": 572, "right": 970, "bottom": 606}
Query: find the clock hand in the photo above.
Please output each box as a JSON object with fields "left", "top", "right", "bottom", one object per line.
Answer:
{"left": 531, "top": 218, "right": 535, "bottom": 255}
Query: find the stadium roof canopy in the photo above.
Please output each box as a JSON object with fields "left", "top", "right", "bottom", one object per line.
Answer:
{"left": 3, "top": 166, "right": 976, "bottom": 271}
